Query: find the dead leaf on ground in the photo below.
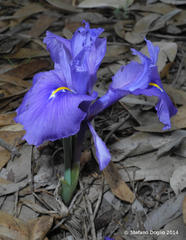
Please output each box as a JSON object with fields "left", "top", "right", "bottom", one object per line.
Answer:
{"left": 103, "top": 161, "right": 135, "bottom": 203}
{"left": 103, "top": 43, "right": 129, "bottom": 63}
{"left": 46, "top": 0, "right": 82, "bottom": 12}
{"left": 0, "top": 112, "right": 16, "bottom": 127}
{"left": 171, "top": 10, "right": 186, "bottom": 26}
{"left": 125, "top": 13, "right": 160, "bottom": 44}
{"left": 28, "top": 14, "right": 58, "bottom": 38}
{"left": 119, "top": 152, "right": 186, "bottom": 183}
{"left": 129, "top": 2, "right": 176, "bottom": 14}
{"left": 0, "top": 130, "right": 25, "bottom": 147}
{"left": 29, "top": 216, "right": 54, "bottom": 240}
{"left": 110, "top": 130, "right": 186, "bottom": 162}
{"left": 66, "top": 12, "right": 109, "bottom": 24}
{"left": 0, "top": 74, "right": 31, "bottom": 88}
{"left": 5, "top": 48, "right": 49, "bottom": 59}
{"left": 78, "top": 0, "right": 134, "bottom": 9}
{"left": 0, "top": 211, "right": 53, "bottom": 240}
{"left": 10, "top": 3, "right": 46, "bottom": 26}
{"left": 157, "top": 216, "right": 186, "bottom": 240}
{"left": 144, "top": 193, "right": 185, "bottom": 230}
{"left": 0, "top": 150, "right": 10, "bottom": 170}
{"left": 4, "top": 59, "right": 50, "bottom": 79}
{"left": 170, "top": 166, "right": 186, "bottom": 194}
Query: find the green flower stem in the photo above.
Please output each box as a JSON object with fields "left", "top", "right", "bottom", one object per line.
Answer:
{"left": 61, "top": 123, "right": 87, "bottom": 205}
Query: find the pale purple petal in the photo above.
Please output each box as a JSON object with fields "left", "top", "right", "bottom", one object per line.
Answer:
{"left": 43, "top": 31, "right": 71, "bottom": 64}
{"left": 88, "top": 122, "right": 111, "bottom": 171}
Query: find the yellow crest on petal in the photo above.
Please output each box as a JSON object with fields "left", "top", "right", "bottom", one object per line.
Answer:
{"left": 50, "top": 87, "right": 71, "bottom": 98}
{"left": 149, "top": 83, "right": 163, "bottom": 92}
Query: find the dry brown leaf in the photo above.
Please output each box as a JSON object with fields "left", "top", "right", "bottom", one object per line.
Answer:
{"left": 6, "top": 48, "right": 49, "bottom": 59}
{"left": 0, "top": 74, "right": 31, "bottom": 88}
{"left": 5, "top": 59, "right": 50, "bottom": 79}
{"left": 28, "top": 14, "right": 58, "bottom": 38}
{"left": 66, "top": 12, "right": 109, "bottom": 24}
{"left": 114, "top": 20, "right": 133, "bottom": 39}
{"left": 0, "top": 149, "right": 10, "bottom": 170}
{"left": 171, "top": 10, "right": 186, "bottom": 26}
{"left": 129, "top": 2, "right": 175, "bottom": 14}
{"left": 149, "top": 9, "right": 181, "bottom": 32}
{"left": 78, "top": 0, "right": 134, "bottom": 9}
{"left": 0, "top": 211, "right": 53, "bottom": 240}
{"left": 10, "top": 3, "right": 45, "bottom": 26}
{"left": 0, "top": 211, "right": 29, "bottom": 240}
{"left": 46, "top": 0, "right": 81, "bottom": 12}
{"left": 103, "top": 43, "right": 129, "bottom": 63}
{"left": 125, "top": 13, "right": 160, "bottom": 44}
{"left": 103, "top": 161, "right": 135, "bottom": 203}
{"left": 29, "top": 216, "right": 53, "bottom": 240}
{"left": 0, "top": 130, "right": 25, "bottom": 147}
{"left": 0, "top": 112, "right": 16, "bottom": 127}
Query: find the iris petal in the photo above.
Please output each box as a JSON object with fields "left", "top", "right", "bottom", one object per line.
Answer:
{"left": 43, "top": 31, "right": 71, "bottom": 64}
{"left": 88, "top": 122, "right": 111, "bottom": 170}
{"left": 71, "top": 21, "right": 104, "bottom": 58}
{"left": 15, "top": 71, "right": 96, "bottom": 146}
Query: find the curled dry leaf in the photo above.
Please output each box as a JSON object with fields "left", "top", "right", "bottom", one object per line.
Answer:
{"left": 103, "top": 162, "right": 135, "bottom": 203}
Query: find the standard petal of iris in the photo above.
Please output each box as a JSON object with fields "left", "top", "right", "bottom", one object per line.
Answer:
{"left": 145, "top": 38, "right": 159, "bottom": 65}
{"left": 71, "top": 21, "right": 104, "bottom": 58}
{"left": 15, "top": 71, "right": 95, "bottom": 146}
{"left": 43, "top": 31, "right": 71, "bottom": 64}
{"left": 88, "top": 122, "right": 111, "bottom": 171}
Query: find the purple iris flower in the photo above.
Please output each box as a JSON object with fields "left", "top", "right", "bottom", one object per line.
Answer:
{"left": 15, "top": 22, "right": 110, "bottom": 170}
{"left": 104, "top": 237, "right": 114, "bottom": 240}
{"left": 90, "top": 39, "right": 177, "bottom": 130}
{"left": 15, "top": 20, "right": 177, "bottom": 172}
